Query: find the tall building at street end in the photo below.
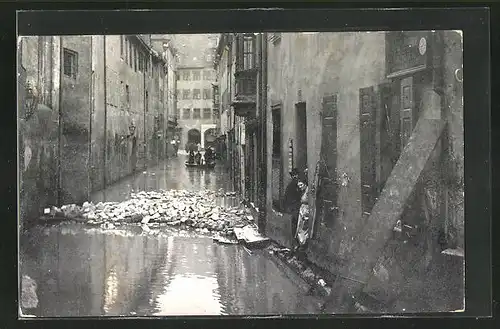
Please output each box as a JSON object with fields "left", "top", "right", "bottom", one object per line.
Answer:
{"left": 172, "top": 34, "right": 219, "bottom": 151}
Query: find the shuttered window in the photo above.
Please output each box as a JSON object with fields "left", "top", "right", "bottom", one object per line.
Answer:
{"left": 317, "top": 95, "right": 338, "bottom": 227}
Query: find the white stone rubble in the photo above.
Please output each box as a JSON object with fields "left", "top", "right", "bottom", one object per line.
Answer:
{"left": 47, "top": 189, "right": 255, "bottom": 238}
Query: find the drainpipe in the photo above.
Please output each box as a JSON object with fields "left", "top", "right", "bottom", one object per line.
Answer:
{"left": 88, "top": 36, "right": 93, "bottom": 199}
{"left": 103, "top": 36, "right": 108, "bottom": 188}
{"left": 57, "top": 36, "right": 63, "bottom": 205}
{"left": 259, "top": 32, "right": 268, "bottom": 233}
{"left": 143, "top": 56, "right": 147, "bottom": 169}
{"left": 163, "top": 60, "right": 167, "bottom": 159}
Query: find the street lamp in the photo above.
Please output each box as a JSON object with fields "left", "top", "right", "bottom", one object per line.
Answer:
{"left": 24, "top": 79, "right": 39, "bottom": 120}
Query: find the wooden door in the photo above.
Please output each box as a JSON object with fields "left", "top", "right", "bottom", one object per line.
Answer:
{"left": 271, "top": 106, "right": 283, "bottom": 210}
{"left": 378, "top": 81, "right": 399, "bottom": 192}
{"left": 359, "top": 87, "right": 377, "bottom": 218}
{"left": 295, "top": 102, "right": 308, "bottom": 176}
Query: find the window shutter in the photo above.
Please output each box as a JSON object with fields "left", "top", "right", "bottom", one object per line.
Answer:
{"left": 317, "top": 95, "right": 338, "bottom": 227}
{"left": 378, "top": 82, "right": 399, "bottom": 193}
{"left": 360, "top": 87, "right": 377, "bottom": 218}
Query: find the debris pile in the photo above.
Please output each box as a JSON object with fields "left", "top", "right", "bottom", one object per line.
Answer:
{"left": 43, "top": 190, "right": 256, "bottom": 238}
{"left": 267, "top": 244, "right": 333, "bottom": 298}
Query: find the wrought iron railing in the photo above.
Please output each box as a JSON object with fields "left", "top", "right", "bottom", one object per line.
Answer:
{"left": 234, "top": 69, "right": 257, "bottom": 99}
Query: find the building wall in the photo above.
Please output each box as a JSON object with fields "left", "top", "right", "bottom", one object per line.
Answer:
{"left": 19, "top": 34, "right": 174, "bottom": 226}
{"left": 59, "top": 36, "right": 93, "bottom": 204}
{"left": 18, "top": 36, "right": 61, "bottom": 228}
{"left": 264, "top": 31, "right": 464, "bottom": 312}
{"left": 265, "top": 31, "right": 387, "bottom": 250}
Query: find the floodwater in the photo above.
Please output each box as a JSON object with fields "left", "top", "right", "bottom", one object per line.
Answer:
{"left": 19, "top": 155, "right": 323, "bottom": 317}
{"left": 91, "top": 154, "right": 236, "bottom": 205}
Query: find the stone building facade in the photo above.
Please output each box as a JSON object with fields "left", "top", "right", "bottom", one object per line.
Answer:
{"left": 214, "top": 31, "right": 464, "bottom": 312}
{"left": 18, "top": 34, "right": 177, "bottom": 228}
{"left": 176, "top": 66, "right": 217, "bottom": 150}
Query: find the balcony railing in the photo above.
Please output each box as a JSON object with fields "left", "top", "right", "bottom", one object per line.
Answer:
{"left": 232, "top": 68, "right": 257, "bottom": 117}
{"left": 235, "top": 68, "right": 257, "bottom": 97}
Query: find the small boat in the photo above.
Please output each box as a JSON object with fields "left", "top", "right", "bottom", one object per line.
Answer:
{"left": 185, "top": 161, "right": 216, "bottom": 169}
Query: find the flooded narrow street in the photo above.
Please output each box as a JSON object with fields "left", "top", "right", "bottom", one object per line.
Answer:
{"left": 20, "top": 156, "right": 323, "bottom": 317}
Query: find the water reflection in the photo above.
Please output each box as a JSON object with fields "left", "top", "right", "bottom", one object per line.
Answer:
{"left": 92, "top": 155, "right": 233, "bottom": 203}
{"left": 20, "top": 224, "right": 322, "bottom": 317}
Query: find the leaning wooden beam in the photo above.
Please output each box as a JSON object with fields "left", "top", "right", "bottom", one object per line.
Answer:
{"left": 325, "top": 109, "right": 446, "bottom": 312}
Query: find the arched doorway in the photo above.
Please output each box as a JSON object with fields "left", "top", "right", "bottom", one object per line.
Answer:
{"left": 204, "top": 128, "right": 217, "bottom": 149}
{"left": 187, "top": 129, "right": 201, "bottom": 151}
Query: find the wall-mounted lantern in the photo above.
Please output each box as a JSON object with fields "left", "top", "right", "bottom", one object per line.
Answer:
{"left": 24, "top": 79, "right": 39, "bottom": 120}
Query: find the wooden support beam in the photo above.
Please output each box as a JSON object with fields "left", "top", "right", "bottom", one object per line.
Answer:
{"left": 324, "top": 114, "right": 446, "bottom": 312}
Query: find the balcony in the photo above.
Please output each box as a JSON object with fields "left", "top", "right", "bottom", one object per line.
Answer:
{"left": 232, "top": 68, "right": 257, "bottom": 118}
{"left": 167, "top": 115, "right": 178, "bottom": 128}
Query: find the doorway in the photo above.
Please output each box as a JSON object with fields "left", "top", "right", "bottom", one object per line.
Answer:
{"left": 295, "top": 102, "right": 308, "bottom": 180}
{"left": 187, "top": 129, "right": 201, "bottom": 151}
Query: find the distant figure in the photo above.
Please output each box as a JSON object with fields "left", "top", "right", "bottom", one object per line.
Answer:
{"left": 188, "top": 150, "right": 195, "bottom": 164}
{"left": 195, "top": 151, "right": 202, "bottom": 165}
{"left": 197, "top": 143, "right": 202, "bottom": 152}
{"left": 204, "top": 147, "right": 214, "bottom": 163}
{"left": 171, "top": 139, "right": 178, "bottom": 157}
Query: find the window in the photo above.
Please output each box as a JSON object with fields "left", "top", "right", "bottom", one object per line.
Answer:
{"left": 182, "top": 70, "right": 190, "bottom": 81}
{"left": 203, "top": 108, "right": 211, "bottom": 119}
{"left": 386, "top": 31, "right": 429, "bottom": 77}
{"left": 203, "top": 88, "right": 212, "bottom": 100}
{"left": 63, "top": 48, "right": 78, "bottom": 79}
{"left": 193, "top": 108, "right": 201, "bottom": 119}
{"left": 125, "top": 85, "right": 130, "bottom": 104}
{"left": 192, "top": 89, "right": 201, "bottom": 100}
{"left": 183, "top": 108, "right": 191, "bottom": 119}
{"left": 182, "top": 89, "right": 190, "bottom": 100}
{"left": 243, "top": 34, "right": 256, "bottom": 70}
{"left": 192, "top": 70, "right": 201, "bottom": 81}
{"left": 203, "top": 70, "right": 212, "bottom": 80}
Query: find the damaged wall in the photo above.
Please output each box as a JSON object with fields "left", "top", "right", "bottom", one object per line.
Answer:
{"left": 265, "top": 32, "right": 386, "bottom": 253}
{"left": 59, "top": 36, "right": 92, "bottom": 204}
{"left": 18, "top": 36, "right": 60, "bottom": 228}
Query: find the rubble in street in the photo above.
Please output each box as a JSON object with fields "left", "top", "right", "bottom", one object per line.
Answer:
{"left": 41, "top": 189, "right": 263, "bottom": 242}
